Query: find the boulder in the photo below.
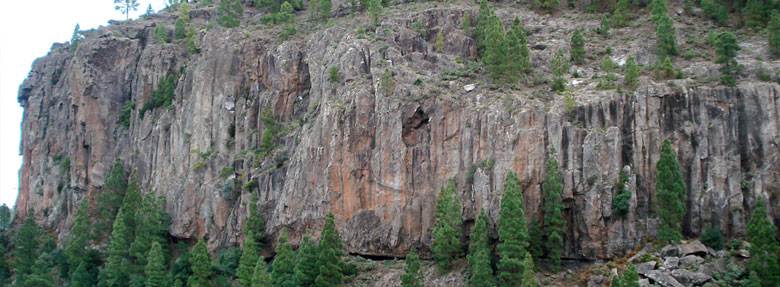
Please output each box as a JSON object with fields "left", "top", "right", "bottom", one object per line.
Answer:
{"left": 463, "top": 84, "right": 475, "bottom": 92}
{"left": 645, "top": 270, "right": 685, "bottom": 287}
{"left": 671, "top": 269, "right": 712, "bottom": 286}
{"left": 662, "top": 245, "right": 680, "bottom": 257}
{"left": 636, "top": 261, "right": 658, "bottom": 275}
{"left": 587, "top": 275, "right": 606, "bottom": 287}
{"left": 663, "top": 257, "right": 680, "bottom": 269}
{"left": 639, "top": 279, "right": 651, "bottom": 287}
{"left": 680, "top": 255, "right": 705, "bottom": 267}
{"left": 679, "top": 241, "right": 708, "bottom": 257}
{"left": 736, "top": 249, "right": 750, "bottom": 258}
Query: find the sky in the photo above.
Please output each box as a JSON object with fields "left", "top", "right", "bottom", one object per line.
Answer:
{"left": 0, "top": 0, "right": 167, "bottom": 209}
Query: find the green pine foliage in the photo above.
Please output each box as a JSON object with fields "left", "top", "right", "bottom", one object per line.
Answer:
{"left": 462, "top": 12, "right": 471, "bottom": 31}
{"left": 317, "top": 0, "right": 331, "bottom": 21}
{"left": 121, "top": 171, "right": 142, "bottom": 237}
{"left": 520, "top": 253, "right": 537, "bottom": 287}
{"left": 623, "top": 55, "right": 638, "bottom": 90}
{"left": 315, "top": 212, "right": 344, "bottom": 287}
{"left": 550, "top": 49, "right": 568, "bottom": 92}
{"left": 612, "top": 170, "right": 631, "bottom": 219}
{"left": 702, "top": 226, "right": 724, "bottom": 251}
{"left": 246, "top": 192, "right": 265, "bottom": 249}
{"left": 154, "top": 24, "right": 169, "bottom": 44}
{"left": 252, "top": 257, "right": 271, "bottom": 287}
{"left": 743, "top": 0, "right": 769, "bottom": 28}
{"left": 179, "top": 0, "right": 190, "bottom": 20}
{"left": 115, "top": 0, "right": 140, "bottom": 20}
{"left": 70, "top": 24, "right": 84, "bottom": 53}
{"left": 534, "top": 0, "right": 559, "bottom": 11}
{"left": 98, "top": 208, "right": 132, "bottom": 287}
{"left": 129, "top": 193, "right": 170, "bottom": 272}
{"left": 174, "top": 18, "right": 187, "bottom": 39}
{"left": 612, "top": 263, "right": 640, "bottom": 287}
{"left": 93, "top": 159, "right": 128, "bottom": 241}
{"left": 510, "top": 17, "right": 530, "bottom": 73}
{"left": 475, "top": 0, "right": 493, "bottom": 56}
{"left": 0, "top": 204, "right": 9, "bottom": 231}
{"left": 139, "top": 73, "right": 177, "bottom": 117}
{"left": 483, "top": 15, "right": 506, "bottom": 81}
{"left": 746, "top": 197, "right": 780, "bottom": 286}
{"left": 528, "top": 218, "right": 543, "bottom": 259}
{"left": 186, "top": 25, "right": 199, "bottom": 53}
{"left": 542, "top": 149, "right": 565, "bottom": 270}
{"left": 217, "top": 0, "right": 243, "bottom": 28}
{"left": 71, "top": 262, "right": 92, "bottom": 287}
{"left": 187, "top": 238, "right": 212, "bottom": 287}
{"left": 436, "top": 30, "right": 444, "bottom": 52}
{"left": 497, "top": 170, "right": 530, "bottom": 286}
{"left": 504, "top": 29, "right": 525, "bottom": 82}
{"left": 468, "top": 210, "right": 494, "bottom": 287}
{"left": 145, "top": 242, "right": 166, "bottom": 287}
{"left": 272, "top": 229, "right": 297, "bottom": 287}
{"left": 368, "top": 0, "right": 382, "bottom": 26}
{"left": 655, "top": 139, "right": 686, "bottom": 243}
{"left": 238, "top": 231, "right": 259, "bottom": 287}
{"left": 654, "top": 16, "right": 678, "bottom": 57}
{"left": 431, "top": 179, "right": 462, "bottom": 273}
{"left": 611, "top": 0, "right": 630, "bottom": 28}
{"left": 13, "top": 210, "right": 41, "bottom": 282}
{"left": 597, "top": 15, "right": 610, "bottom": 37}
{"left": 570, "top": 29, "right": 585, "bottom": 65}
{"left": 715, "top": 31, "right": 740, "bottom": 87}
{"left": 769, "top": 15, "right": 780, "bottom": 58}
{"left": 294, "top": 233, "right": 318, "bottom": 286}
{"left": 22, "top": 252, "right": 54, "bottom": 287}
{"left": 400, "top": 247, "right": 423, "bottom": 287}
{"left": 66, "top": 200, "right": 91, "bottom": 275}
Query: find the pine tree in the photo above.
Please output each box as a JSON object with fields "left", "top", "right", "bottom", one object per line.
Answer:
{"left": 431, "top": 179, "right": 462, "bottom": 273}
{"left": 769, "top": 15, "right": 780, "bottom": 58}
{"left": 528, "top": 217, "right": 543, "bottom": 260}
{"left": 623, "top": 55, "right": 638, "bottom": 90}
{"left": 217, "top": 0, "right": 243, "bottom": 28}
{"left": 534, "top": 0, "right": 559, "bottom": 11}
{"left": 130, "top": 193, "right": 169, "bottom": 272}
{"left": 611, "top": 0, "right": 630, "bottom": 28}
{"left": 94, "top": 159, "right": 127, "bottom": 241}
{"left": 187, "top": 238, "right": 211, "bottom": 287}
{"left": 271, "top": 229, "right": 296, "bottom": 287}
{"left": 144, "top": 4, "right": 154, "bottom": 16}
{"left": 613, "top": 263, "right": 640, "bottom": 287}
{"left": 715, "top": 31, "right": 740, "bottom": 87}
{"left": 597, "top": 15, "right": 610, "bottom": 37}
{"left": 0, "top": 204, "right": 10, "bottom": 231}
{"left": 483, "top": 15, "right": 506, "bottom": 81}
{"left": 612, "top": 170, "right": 631, "bottom": 219}
{"left": 121, "top": 171, "right": 142, "bottom": 239}
{"left": 13, "top": 209, "right": 41, "bottom": 282}
{"left": 66, "top": 200, "right": 91, "bottom": 275}
{"left": 655, "top": 139, "right": 686, "bottom": 243}
{"left": 238, "top": 231, "right": 259, "bottom": 287}
{"left": 367, "top": 0, "right": 382, "bottom": 26}
{"left": 71, "top": 262, "right": 92, "bottom": 287}
{"left": 570, "top": 29, "right": 585, "bottom": 65}
{"left": 649, "top": 0, "right": 667, "bottom": 23}
{"left": 115, "top": 0, "right": 140, "bottom": 20}
{"left": 174, "top": 18, "right": 187, "bottom": 39}
{"left": 179, "top": 0, "right": 190, "bottom": 21}
{"left": 743, "top": 0, "right": 768, "bottom": 27}
{"left": 246, "top": 192, "right": 265, "bottom": 250}
{"left": 505, "top": 29, "right": 525, "bottom": 82}
{"left": 654, "top": 15, "right": 678, "bottom": 56}
{"left": 468, "top": 210, "right": 494, "bottom": 287}
{"left": 542, "top": 149, "right": 565, "bottom": 270}
{"left": 497, "top": 170, "right": 529, "bottom": 286}
{"left": 746, "top": 197, "right": 780, "bottom": 286}
{"left": 98, "top": 208, "right": 132, "bottom": 287}
{"left": 315, "top": 212, "right": 343, "bottom": 287}
{"left": 475, "top": 0, "right": 493, "bottom": 56}
{"left": 145, "top": 242, "right": 165, "bottom": 287}
{"left": 436, "top": 30, "right": 444, "bottom": 52}
{"left": 294, "top": 233, "right": 318, "bottom": 286}
{"left": 252, "top": 257, "right": 271, "bottom": 287}
{"left": 317, "top": 0, "right": 331, "bottom": 21}
{"left": 186, "top": 25, "right": 198, "bottom": 53}
{"left": 462, "top": 12, "right": 471, "bottom": 31}
{"left": 520, "top": 253, "right": 537, "bottom": 287}
{"left": 70, "top": 24, "right": 84, "bottom": 53}
{"left": 550, "top": 49, "right": 568, "bottom": 92}
{"left": 400, "top": 247, "right": 423, "bottom": 287}
{"left": 22, "top": 252, "right": 54, "bottom": 287}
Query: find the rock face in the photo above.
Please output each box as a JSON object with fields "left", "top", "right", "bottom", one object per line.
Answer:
{"left": 13, "top": 5, "right": 780, "bottom": 260}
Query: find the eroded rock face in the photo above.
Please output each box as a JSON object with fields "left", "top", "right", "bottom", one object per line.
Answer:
{"left": 14, "top": 6, "right": 780, "bottom": 260}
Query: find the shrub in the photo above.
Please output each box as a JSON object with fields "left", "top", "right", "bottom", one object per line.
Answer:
{"left": 154, "top": 24, "right": 169, "bottom": 44}
{"left": 139, "top": 73, "right": 177, "bottom": 117}
{"left": 612, "top": 170, "right": 631, "bottom": 219}
{"left": 328, "top": 66, "right": 340, "bottom": 83}
{"left": 702, "top": 226, "right": 724, "bottom": 251}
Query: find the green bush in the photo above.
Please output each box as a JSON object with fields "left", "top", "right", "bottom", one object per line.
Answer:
{"left": 702, "top": 226, "right": 725, "bottom": 250}
{"left": 328, "top": 66, "right": 340, "bottom": 83}
{"left": 154, "top": 24, "right": 169, "bottom": 44}
{"left": 612, "top": 170, "right": 631, "bottom": 219}
{"left": 117, "top": 101, "right": 135, "bottom": 128}
{"left": 139, "top": 73, "right": 177, "bottom": 117}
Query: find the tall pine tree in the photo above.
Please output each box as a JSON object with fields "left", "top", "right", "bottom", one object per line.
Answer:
{"left": 315, "top": 212, "right": 343, "bottom": 287}
{"left": 272, "top": 229, "right": 297, "bottom": 287}
{"left": 217, "top": 0, "right": 243, "bottom": 28}
{"left": 497, "top": 170, "right": 529, "bottom": 286}
{"left": 612, "top": 263, "right": 640, "bottom": 287}
{"left": 483, "top": 15, "right": 506, "bottom": 81}
{"left": 21, "top": 252, "right": 54, "bottom": 287}
{"left": 655, "top": 139, "right": 686, "bottom": 243}
{"left": 769, "top": 15, "right": 780, "bottom": 58}
{"left": 746, "top": 197, "right": 780, "bottom": 287}
{"left": 252, "top": 257, "right": 271, "bottom": 287}
{"left": 238, "top": 231, "right": 259, "bottom": 287}
{"left": 13, "top": 210, "right": 41, "bottom": 283}
{"left": 715, "top": 31, "right": 740, "bottom": 87}
{"left": 144, "top": 242, "right": 165, "bottom": 287}
{"left": 431, "top": 179, "right": 462, "bottom": 273}
{"left": 520, "top": 253, "right": 537, "bottom": 287}
{"left": 468, "top": 210, "right": 494, "bottom": 287}
{"left": 66, "top": 200, "right": 91, "bottom": 275}
{"left": 294, "top": 233, "right": 318, "bottom": 286}
{"left": 246, "top": 192, "right": 265, "bottom": 249}
{"left": 93, "top": 159, "right": 127, "bottom": 241}
{"left": 570, "top": 29, "right": 585, "bottom": 65}
{"left": 98, "top": 207, "right": 132, "bottom": 287}
{"left": 71, "top": 262, "right": 93, "bottom": 287}
{"left": 400, "top": 247, "right": 423, "bottom": 287}
{"left": 187, "top": 238, "right": 211, "bottom": 287}
{"left": 542, "top": 148, "right": 565, "bottom": 270}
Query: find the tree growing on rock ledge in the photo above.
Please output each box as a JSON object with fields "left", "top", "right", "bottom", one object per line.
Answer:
{"left": 715, "top": 31, "right": 740, "bottom": 87}
{"left": 315, "top": 212, "right": 344, "bottom": 287}
{"left": 217, "top": 0, "right": 243, "bottom": 28}
{"left": 655, "top": 139, "right": 686, "bottom": 243}
{"left": 542, "top": 148, "right": 565, "bottom": 270}
{"left": 401, "top": 247, "right": 423, "bottom": 287}
{"left": 431, "top": 179, "right": 462, "bottom": 273}
{"left": 746, "top": 197, "right": 780, "bottom": 286}
{"left": 497, "top": 170, "right": 529, "bottom": 286}
{"left": 468, "top": 210, "right": 494, "bottom": 287}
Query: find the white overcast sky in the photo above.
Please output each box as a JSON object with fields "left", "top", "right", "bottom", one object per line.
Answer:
{"left": 0, "top": 0, "right": 167, "bottom": 209}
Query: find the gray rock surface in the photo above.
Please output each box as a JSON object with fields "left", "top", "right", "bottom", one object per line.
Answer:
{"left": 663, "top": 257, "right": 680, "bottom": 270}
{"left": 636, "top": 261, "right": 658, "bottom": 275}
{"left": 679, "top": 241, "right": 708, "bottom": 257}
{"left": 646, "top": 270, "right": 685, "bottom": 287}
{"left": 670, "top": 269, "right": 712, "bottom": 286}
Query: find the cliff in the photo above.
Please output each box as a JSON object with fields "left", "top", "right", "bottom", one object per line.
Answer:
{"left": 14, "top": 2, "right": 780, "bottom": 260}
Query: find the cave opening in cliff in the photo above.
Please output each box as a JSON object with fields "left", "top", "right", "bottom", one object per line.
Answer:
{"left": 402, "top": 107, "right": 430, "bottom": 147}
